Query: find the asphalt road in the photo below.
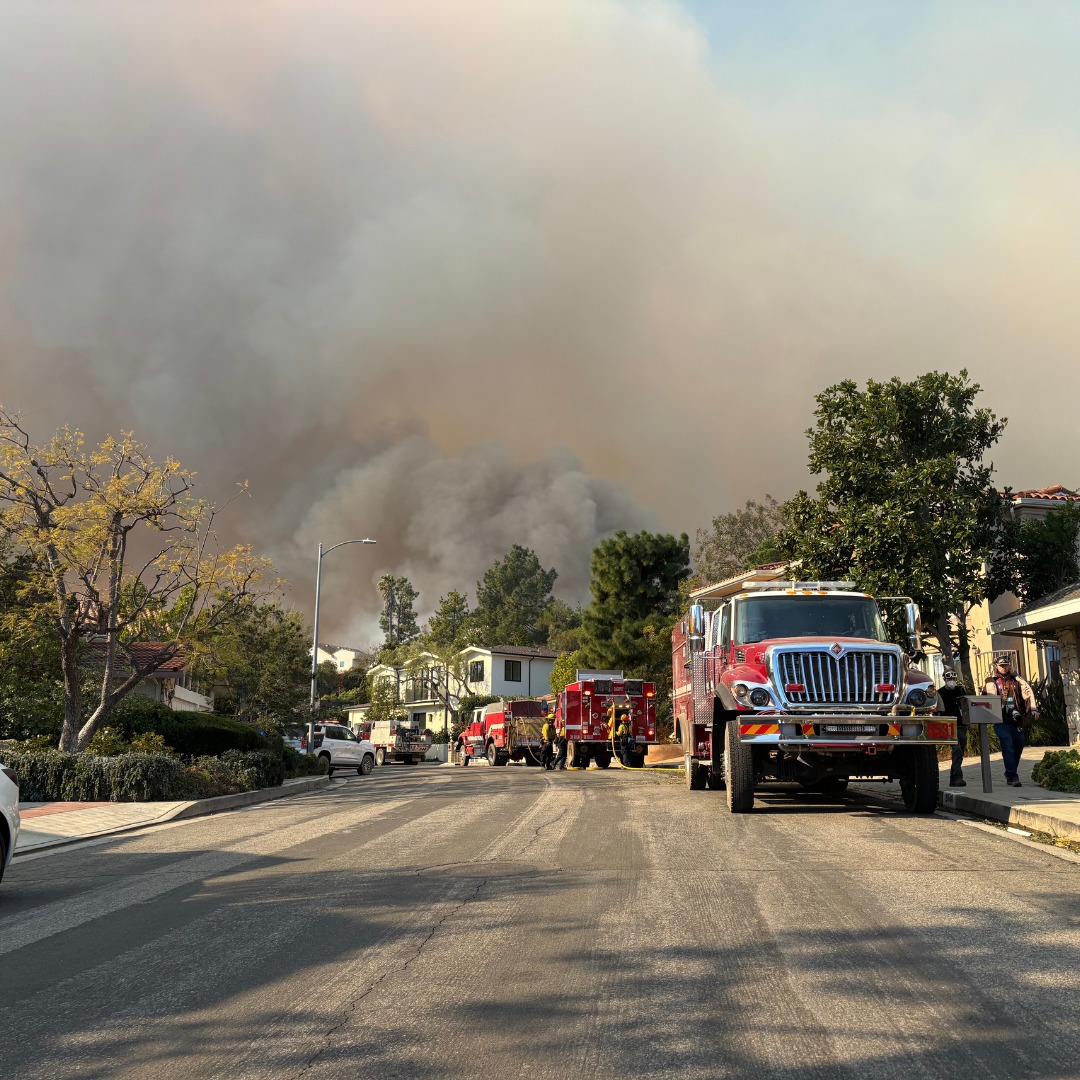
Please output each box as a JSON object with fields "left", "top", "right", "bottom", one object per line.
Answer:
{"left": 2, "top": 765, "right": 1079, "bottom": 1080}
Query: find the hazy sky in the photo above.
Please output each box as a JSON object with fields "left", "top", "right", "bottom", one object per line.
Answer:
{"left": 1, "top": 1, "right": 1076, "bottom": 642}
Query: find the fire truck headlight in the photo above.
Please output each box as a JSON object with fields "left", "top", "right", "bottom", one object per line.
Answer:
{"left": 732, "top": 683, "right": 751, "bottom": 703}
{"left": 905, "top": 688, "right": 928, "bottom": 708}
{"left": 749, "top": 688, "right": 772, "bottom": 708}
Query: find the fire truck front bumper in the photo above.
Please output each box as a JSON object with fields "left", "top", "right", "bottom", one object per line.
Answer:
{"left": 737, "top": 715, "right": 956, "bottom": 749}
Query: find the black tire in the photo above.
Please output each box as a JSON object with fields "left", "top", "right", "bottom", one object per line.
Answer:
{"left": 455, "top": 743, "right": 467, "bottom": 766}
{"left": 707, "top": 767, "right": 726, "bottom": 791}
{"left": 358, "top": 754, "right": 374, "bottom": 776}
{"left": 487, "top": 743, "right": 508, "bottom": 766}
{"left": 374, "top": 747, "right": 386, "bottom": 767}
{"left": 724, "top": 720, "right": 755, "bottom": 813}
{"left": 686, "top": 757, "right": 707, "bottom": 790}
{"left": 900, "top": 747, "right": 938, "bottom": 813}
{"left": 593, "top": 751, "right": 612, "bottom": 769}
{"left": 628, "top": 751, "right": 646, "bottom": 769}
{"left": 566, "top": 741, "right": 581, "bottom": 768}
{"left": 318, "top": 752, "right": 334, "bottom": 776}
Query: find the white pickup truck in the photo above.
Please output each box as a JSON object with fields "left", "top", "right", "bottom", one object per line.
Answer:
{"left": 302, "top": 723, "right": 376, "bottom": 776}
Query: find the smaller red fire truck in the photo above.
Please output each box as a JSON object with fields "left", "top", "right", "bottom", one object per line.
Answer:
{"left": 555, "top": 671, "right": 657, "bottom": 769}
{"left": 454, "top": 699, "right": 547, "bottom": 766}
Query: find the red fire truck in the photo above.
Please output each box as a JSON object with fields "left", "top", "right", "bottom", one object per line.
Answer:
{"left": 454, "top": 699, "right": 547, "bottom": 766}
{"left": 555, "top": 671, "right": 657, "bottom": 769}
{"left": 672, "top": 571, "right": 953, "bottom": 813}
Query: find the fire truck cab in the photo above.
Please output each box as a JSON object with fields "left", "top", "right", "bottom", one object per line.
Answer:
{"left": 673, "top": 570, "right": 951, "bottom": 813}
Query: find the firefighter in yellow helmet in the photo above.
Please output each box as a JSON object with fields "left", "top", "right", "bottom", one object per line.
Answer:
{"left": 540, "top": 717, "right": 556, "bottom": 770}
{"left": 615, "top": 711, "right": 632, "bottom": 767}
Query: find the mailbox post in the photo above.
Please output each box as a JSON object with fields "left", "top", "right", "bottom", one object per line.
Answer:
{"left": 962, "top": 695, "right": 1003, "bottom": 794}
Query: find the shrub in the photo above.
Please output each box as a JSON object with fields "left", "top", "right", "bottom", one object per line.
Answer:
{"left": 0, "top": 748, "right": 291, "bottom": 802}
{"left": 283, "top": 745, "right": 322, "bottom": 779}
{"left": 1032, "top": 748, "right": 1080, "bottom": 794}
{"left": 1028, "top": 677, "right": 1069, "bottom": 746}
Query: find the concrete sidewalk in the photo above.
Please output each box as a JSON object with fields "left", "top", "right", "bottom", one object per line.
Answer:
{"left": 852, "top": 744, "right": 1080, "bottom": 841}
{"left": 15, "top": 775, "right": 331, "bottom": 854}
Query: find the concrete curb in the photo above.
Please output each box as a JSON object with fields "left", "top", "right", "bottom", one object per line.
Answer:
{"left": 168, "top": 775, "right": 331, "bottom": 821}
{"left": 848, "top": 782, "right": 1080, "bottom": 843}
{"left": 938, "top": 788, "right": 1080, "bottom": 842}
{"left": 14, "top": 775, "right": 332, "bottom": 856}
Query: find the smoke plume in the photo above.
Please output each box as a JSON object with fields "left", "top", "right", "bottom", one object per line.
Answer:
{"left": 1, "top": 1, "right": 1078, "bottom": 639}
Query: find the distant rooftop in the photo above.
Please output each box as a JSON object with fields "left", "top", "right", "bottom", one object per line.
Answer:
{"left": 1009, "top": 485, "right": 1078, "bottom": 502}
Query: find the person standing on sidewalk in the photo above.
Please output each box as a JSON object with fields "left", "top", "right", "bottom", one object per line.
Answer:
{"left": 984, "top": 655, "right": 1038, "bottom": 787}
{"left": 938, "top": 669, "right": 969, "bottom": 787}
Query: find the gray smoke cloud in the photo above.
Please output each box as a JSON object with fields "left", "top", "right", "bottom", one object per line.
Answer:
{"left": 1, "top": 1, "right": 1078, "bottom": 638}
{"left": 297, "top": 438, "right": 656, "bottom": 642}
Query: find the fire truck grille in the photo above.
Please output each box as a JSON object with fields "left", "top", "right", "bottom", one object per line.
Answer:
{"left": 775, "top": 649, "right": 899, "bottom": 706}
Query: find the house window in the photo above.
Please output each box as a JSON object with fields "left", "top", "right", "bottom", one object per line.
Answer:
{"left": 339, "top": 660, "right": 346, "bottom": 668}
{"left": 505, "top": 659, "right": 522, "bottom": 682}
{"left": 469, "top": 660, "right": 485, "bottom": 683}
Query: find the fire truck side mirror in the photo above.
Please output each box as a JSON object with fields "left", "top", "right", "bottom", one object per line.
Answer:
{"left": 688, "top": 604, "right": 705, "bottom": 654}
{"left": 905, "top": 602, "right": 923, "bottom": 655}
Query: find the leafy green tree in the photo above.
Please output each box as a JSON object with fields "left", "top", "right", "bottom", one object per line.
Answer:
{"left": 780, "top": 371, "right": 1008, "bottom": 684}
{"left": 579, "top": 530, "right": 690, "bottom": 733}
{"left": 0, "top": 409, "right": 274, "bottom": 751}
{"left": 694, "top": 496, "right": 788, "bottom": 585}
{"left": 426, "top": 589, "right": 472, "bottom": 648}
{"left": 992, "top": 501, "right": 1080, "bottom": 605}
{"left": 550, "top": 648, "right": 586, "bottom": 696}
{"left": 0, "top": 539, "right": 65, "bottom": 740}
{"left": 472, "top": 544, "right": 557, "bottom": 647}
{"left": 378, "top": 574, "right": 420, "bottom": 648}
{"left": 538, "top": 599, "right": 583, "bottom": 653}
{"left": 364, "top": 673, "right": 407, "bottom": 724}
{"left": 199, "top": 600, "right": 310, "bottom": 728}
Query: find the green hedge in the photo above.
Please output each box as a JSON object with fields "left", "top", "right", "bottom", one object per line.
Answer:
{"left": 1032, "top": 748, "right": 1080, "bottom": 794}
{"left": 1, "top": 749, "right": 287, "bottom": 802}
{"left": 106, "top": 697, "right": 273, "bottom": 756}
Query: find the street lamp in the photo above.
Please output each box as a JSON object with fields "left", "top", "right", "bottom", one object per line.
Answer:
{"left": 308, "top": 538, "right": 377, "bottom": 753}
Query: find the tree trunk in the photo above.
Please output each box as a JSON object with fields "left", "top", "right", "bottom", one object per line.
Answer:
{"left": 936, "top": 614, "right": 954, "bottom": 667}
{"left": 956, "top": 616, "right": 976, "bottom": 691}
{"left": 57, "top": 635, "right": 84, "bottom": 753}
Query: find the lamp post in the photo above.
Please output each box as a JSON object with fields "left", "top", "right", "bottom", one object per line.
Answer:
{"left": 308, "top": 538, "right": 376, "bottom": 753}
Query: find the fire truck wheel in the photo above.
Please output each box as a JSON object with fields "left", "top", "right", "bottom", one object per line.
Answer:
{"left": 593, "top": 752, "right": 612, "bottom": 769}
{"left": 487, "top": 743, "right": 508, "bottom": 766}
{"left": 566, "top": 741, "right": 580, "bottom": 768}
{"left": 724, "top": 721, "right": 755, "bottom": 813}
{"left": 374, "top": 748, "right": 386, "bottom": 767}
{"left": 900, "top": 747, "right": 938, "bottom": 813}
{"left": 707, "top": 766, "right": 726, "bottom": 790}
{"left": 686, "top": 758, "right": 706, "bottom": 790}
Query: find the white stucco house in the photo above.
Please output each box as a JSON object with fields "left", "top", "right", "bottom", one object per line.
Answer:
{"left": 344, "top": 645, "right": 557, "bottom": 738}
{"left": 315, "top": 644, "right": 366, "bottom": 671}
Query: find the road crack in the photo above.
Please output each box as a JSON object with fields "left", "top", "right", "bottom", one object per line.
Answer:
{"left": 290, "top": 876, "right": 489, "bottom": 1078}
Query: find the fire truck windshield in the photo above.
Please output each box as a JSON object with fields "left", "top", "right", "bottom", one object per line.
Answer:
{"left": 734, "top": 595, "right": 887, "bottom": 644}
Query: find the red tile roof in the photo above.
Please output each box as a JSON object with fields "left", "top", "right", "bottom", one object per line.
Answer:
{"left": 1010, "top": 485, "right": 1078, "bottom": 501}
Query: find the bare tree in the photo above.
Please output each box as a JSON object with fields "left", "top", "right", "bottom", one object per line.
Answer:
{"left": 0, "top": 408, "right": 275, "bottom": 751}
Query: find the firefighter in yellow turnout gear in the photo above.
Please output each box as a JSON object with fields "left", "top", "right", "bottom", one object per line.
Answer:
{"left": 608, "top": 704, "right": 633, "bottom": 768}
{"left": 540, "top": 719, "right": 556, "bottom": 770}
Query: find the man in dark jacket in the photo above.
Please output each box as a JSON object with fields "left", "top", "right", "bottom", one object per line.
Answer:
{"left": 937, "top": 670, "right": 968, "bottom": 787}
{"left": 984, "top": 655, "right": 1039, "bottom": 787}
